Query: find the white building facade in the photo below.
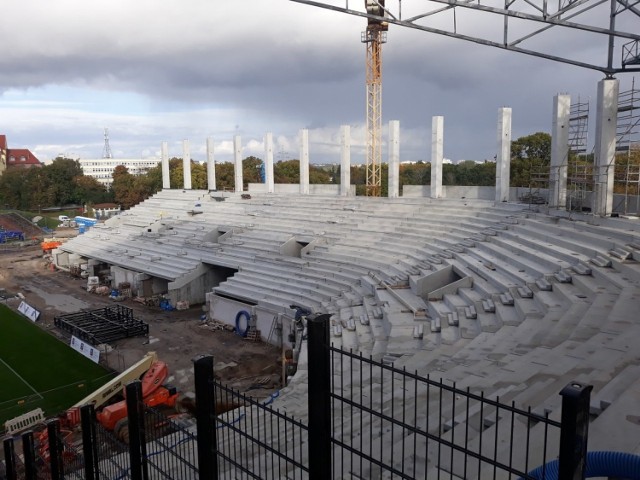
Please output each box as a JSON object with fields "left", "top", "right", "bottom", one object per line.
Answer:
{"left": 79, "top": 158, "right": 160, "bottom": 187}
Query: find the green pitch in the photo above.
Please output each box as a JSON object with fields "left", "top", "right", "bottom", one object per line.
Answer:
{"left": 0, "top": 304, "right": 114, "bottom": 428}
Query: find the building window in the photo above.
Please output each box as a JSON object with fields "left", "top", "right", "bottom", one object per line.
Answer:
{"left": 9, "top": 156, "right": 15, "bottom": 162}
{"left": 20, "top": 156, "right": 26, "bottom": 162}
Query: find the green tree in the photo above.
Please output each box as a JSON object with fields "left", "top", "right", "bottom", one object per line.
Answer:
{"left": 215, "top": 162, "right": 235, "bottom": 191}
{"left": 0, "top": 169, "right": 30, "bottom": 209}
{"left": 243, "top": 156, "right": 263, "bottom": 188}
{"left": 44, "top": 157, "right": 85, "bottom": 205}
{"left": 275, "top": 160, "right": 300, "bottom": 184}
{"left": 111, "top": 165, "right": 141, "bottom": 208}
{"left": 350, "top": 165, "right": 366, "bottom": 195}
{"left": 144, "top": 164, "right": 164, "bottom": 192}
{"left": 400, "top": 162, "right": 430, "bottom": 186}
{"left": 510, "top": 132, "right": 552, "bottom": 187}
{"left": 192, "top": 162, "right": 207, "bottom": 189}
{"left": 310, "top": 165, "right": 331, "bottom": 184}
{"left": 169, "top": 158, "right": 184, "bottom": 189}
{"left": 73, "top": 175, "right": 112, "bottom": 205}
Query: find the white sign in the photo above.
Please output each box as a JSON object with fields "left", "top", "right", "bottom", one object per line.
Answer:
{"left": 17, "top": 301, "right": 40, "bottom": 322}
{"left": 70, "top": 336, "right": 101, "bottom": 364}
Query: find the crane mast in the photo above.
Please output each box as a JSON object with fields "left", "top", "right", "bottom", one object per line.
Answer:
{"left": 362, "top": 1, "right": 387, "bottom": 196}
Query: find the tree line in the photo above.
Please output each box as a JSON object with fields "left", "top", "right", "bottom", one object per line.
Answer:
{"left": 1, "top": 132, "right": 637, "bottom": 212}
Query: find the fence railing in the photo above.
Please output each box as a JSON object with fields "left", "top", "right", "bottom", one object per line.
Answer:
{"left": 3, "top": 314, "right": 593, "bottom": 479}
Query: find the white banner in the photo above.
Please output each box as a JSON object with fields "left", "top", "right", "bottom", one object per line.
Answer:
{"left": 70, "top": 336, "right": 100, "bottom": 363}
{"left": 17, "top": 301, "right": 40, "bottom": 322}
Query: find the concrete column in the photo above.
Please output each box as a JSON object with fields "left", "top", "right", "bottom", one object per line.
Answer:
{"left": 388, "top": 120, "right": 400, "bottom": 198}
{"left": 430, "top": 116, "right": 444, "bottom": 199}
{"left": 550, "top": 94, "right": 570, "bottom": 209}
{"left": 340, "top": 125, "right": 351, "bottom": 196}
{"left": 495, "top": 107, "right": 512, "bottom": 203}
{"left": 182, "top": 139, "right": 192, "bottom": 190}
{"left": 265, "top": 132, "right": 275, "bottom": 193}
{"left": 206, "top": 137, "right": 216, "bottom": 191}
{"left": 234, "top": 135, "right": 243, "bottom": 193}
{"left": 299, "top": 129, "right": 310, "bottom": 195}
{"left": 594, "top": 78, "right": 619, "bottom": 216}
{"left": 161, "top": 141, "right": 170, "bottom": 189}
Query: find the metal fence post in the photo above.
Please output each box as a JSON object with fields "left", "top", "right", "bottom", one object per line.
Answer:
{"left": 47, "top": 419, "right": 64, "bottom": 480}
{"left": 21, "top": 431, "right": 36, "bottom": 480}
{"left": 193, "top": 354, "right": 218, "bottom": 480}
{"left": 81, "top": 404, "right": 100, "bottom": 480}
{"left": 126, "top": 380, "right": 149, "bottom": 480}
{"left": 307, "top": 313, "right": 332, "bottom": 480}
{"left": 558, "top": 382, "right": 593, "bottom": 480}
{"left": 3, "top": 437, "right": 17, "bottom": 480}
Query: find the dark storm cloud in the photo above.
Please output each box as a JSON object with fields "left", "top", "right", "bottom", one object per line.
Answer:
{"left": 0, "top": 0, "right": 629, "bottom": 163}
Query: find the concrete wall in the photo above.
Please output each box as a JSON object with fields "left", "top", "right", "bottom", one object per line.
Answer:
{"left": 53, "top": 249, "right": 70, "bottom": 268}
{"left": 248, "top": 183, "right": 356, "bottom": 195}
{"left": 207, "top": 293, "right": 295, "bottom": 349}
{"left": 403, "top": 185, "right": 555, "bottom": 203}
{"left": 168, "top": 268, "right": 213, "bottom": 305}
{"left": 280, "top": 237, "right": 303, "bottom": 257}
{"left": 403, "top": 185, "right": 496, "bottom": 200}
{"left": 110, "top": 266, "right": 143, "bottom": 294}
{"left": 410, "top": 265, "right": 471, "bottom": 299}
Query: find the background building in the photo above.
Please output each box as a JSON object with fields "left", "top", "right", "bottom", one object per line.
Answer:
{"left": 0, "top": 134, "right": 42, "bottom": 176}
{"left": 78, "top": 158, "right": 160, "bottom": 187}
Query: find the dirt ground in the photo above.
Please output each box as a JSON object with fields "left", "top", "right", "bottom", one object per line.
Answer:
{"left": 0, "top": 243, "right": 283, "bottom": 400}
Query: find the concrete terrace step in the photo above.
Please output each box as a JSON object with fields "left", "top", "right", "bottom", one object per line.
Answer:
{"left": 587, "top": 378, "right": 640, "bottom": 453}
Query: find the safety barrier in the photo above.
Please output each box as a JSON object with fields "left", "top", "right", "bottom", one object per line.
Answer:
{"left": 3, "top": 408, "right": 45, "bottom": 435}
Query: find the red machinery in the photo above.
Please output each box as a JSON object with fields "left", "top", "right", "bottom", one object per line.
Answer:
{"left": 97, "top": 361, "right": 179, "bottom": 431}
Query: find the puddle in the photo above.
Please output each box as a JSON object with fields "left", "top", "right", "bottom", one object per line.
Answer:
{"left": 27, "top": 285, "right": 89, "bottom": 313}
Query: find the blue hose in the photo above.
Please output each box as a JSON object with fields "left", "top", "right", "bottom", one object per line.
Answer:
{"left": 234, "top": 310, "right": 251, "bottom": 337}
{"left": 526, "top": 451, "right": 640, "bottom": 479}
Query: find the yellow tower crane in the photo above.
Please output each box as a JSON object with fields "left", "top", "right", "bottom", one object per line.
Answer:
{"left": 362, "top": 1, "right": 388, "bottom": 196}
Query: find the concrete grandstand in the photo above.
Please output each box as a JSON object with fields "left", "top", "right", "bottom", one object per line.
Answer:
{"left": 52, "top": 184, "right": 640, "bottom": 471}
{"left": 51, "top": 103, "right": 640, "bottom": 475}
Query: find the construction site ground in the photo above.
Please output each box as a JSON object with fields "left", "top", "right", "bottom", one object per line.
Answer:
{"left": 0, "top": 243, "right": 283, "bottom": 404}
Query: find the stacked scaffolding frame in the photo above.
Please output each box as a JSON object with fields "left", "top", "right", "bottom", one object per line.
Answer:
{"left": 54, "top": 305, "right": 149, "bottom": 345}
{"left": 614, "top": 78, "right": 640, "bottom": 215}
{"left": 567, "top": 98, "right": 592, "bottom": 211}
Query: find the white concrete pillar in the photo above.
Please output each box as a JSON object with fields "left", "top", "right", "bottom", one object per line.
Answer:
{"left": 340, "top": 125, "right": 351, "bottom": 196}
{"left": 265, "top": 132, "right": 275, "bottom": 193}
{"left": 182, "top": 139, "right": 192, "bottom": 190}
{"left": 594, "top": 78, "right": 619, "bottom": 216}
{"left": 234, "top": 135, "right": 243, "bottom": 193}
{"left": 430, "top": 116, "right": 444, "bottom": 199}
{"left": 495, "top": 107, "right": 512, "bottom": 203}
{"left": 206, "top": 137, "right": 216, "bottom": 191}
{"left": 550, "top": 94, "right": 570, "bottom": 209}
{"left": 161, "top": 141, "right": 170, "bottom": 189}
{"left": 299, "top": 129, "right": 310, "bottom": 195}
{"left": 388, "top": 120, "right": 400, "bottom": 198}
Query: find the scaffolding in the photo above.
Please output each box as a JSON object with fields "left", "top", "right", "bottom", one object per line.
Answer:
{"left": 568, "top": 163, "right": 595, "bottom": 212}
{"left": 613, "top": 78, "right": 640, "bottom": 215}
{"left": 567, "top": 98, "right": 592, "bottom": 211}
{"left": 522, "top": 167, "right": 550, "bottom": 207}
{"left": 568, "top": 97, "right": 589, "bottom": 155}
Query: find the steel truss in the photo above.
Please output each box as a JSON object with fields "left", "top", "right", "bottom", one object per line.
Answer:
{"left": 292, "top": 0, "right": 640, "bottom": 74}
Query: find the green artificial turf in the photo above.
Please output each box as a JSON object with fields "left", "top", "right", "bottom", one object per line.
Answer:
{"left": 0, "top": 304, "right": 114, "bottom": 427}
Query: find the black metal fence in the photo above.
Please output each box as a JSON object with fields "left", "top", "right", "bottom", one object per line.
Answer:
{"left": 3, "top": 313, "right": 592, "bottom": 479}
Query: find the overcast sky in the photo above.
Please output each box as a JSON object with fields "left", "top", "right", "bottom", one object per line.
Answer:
{"left": 0, "top": 0, "right": 635, "bottom": 165}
